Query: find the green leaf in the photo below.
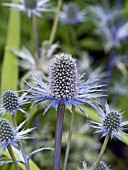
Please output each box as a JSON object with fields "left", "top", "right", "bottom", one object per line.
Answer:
{"left": 1, "top": 0, "right": 20, "bottom": 92}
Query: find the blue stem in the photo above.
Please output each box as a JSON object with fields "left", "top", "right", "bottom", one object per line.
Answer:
{"left": 104, "top": 47, "right": 116, "bottom": 96}
{"left": 54, "top": 102, "right": 65, "bottom": 170}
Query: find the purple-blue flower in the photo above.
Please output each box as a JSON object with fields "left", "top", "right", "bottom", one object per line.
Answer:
{"left": 0, "top": 90, "right": 28, "bottom": 116}
{"left": 24, "top": 53, "right": 103, "bottom": 115}
{"left": 2, "top": 0, "right": 52, "bottom": 17}
{"left": 59, "top": 2, "right": 87, "bottom": 25}
{"left": 91, "top": 103, "right": 128, "bottom": 140}
{"left": 0, "top": 118, "right": 35, "bottom": 150}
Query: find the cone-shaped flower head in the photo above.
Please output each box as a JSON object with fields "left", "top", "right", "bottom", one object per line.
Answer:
{"left": 91, "top": 103, "right": 128, "bottom": 140}
{"left": 0, "top": 118, "right": 34, "bottom": 150}
{"left": 25, "top": 52, "right": 103, "bottom": 115}
{"left": 49, "top": 54, "right": 77, "bottom": 99}
{"left": 0, "top": 119, "right": 14, "bottom": 144}
{"left": 91, "top": 161, "right": 109, "bottom": 170}
{"left": 0, "top": 90, "right": 28, "bottom": 115}
{"left": 2, "top": 0, "right": 52, "bottom": 17}
{"left": 103, "top": 111, "right": 121, "bottom": 132}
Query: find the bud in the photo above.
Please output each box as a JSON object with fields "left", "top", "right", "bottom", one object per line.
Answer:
{"left": 24, "top": 0, "right": 37, "bottom": 9}
{"left": 2, "top": 90, "right": 19, "bottom": 113}
{"left": 49, "top": 53, "right": 78, "bottom": 99}
{"left": 103, "top": 111, "right": 121, "bottom": 132}
{"left": 0, "top": 118, "right": 14, "bottom": 143}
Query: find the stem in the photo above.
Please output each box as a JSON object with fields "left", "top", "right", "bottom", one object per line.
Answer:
{"left": 49, "top": 0, "right": 62, "bottom": 45}
{"left": 63, "top": 105, "right": 75, "bottom": 170}
{"left": 54, "top": 102, "right": 65, "bottom": 170}
{"left": 32, "top": 14, "right": 39, "bottom": 62}
{"left": 69, "top": 25, "right": 81, "bottom": 56}
{"left": 93, "top": 134, "right": 110, "bottom": 170}
{"left": 12, "top": 114, "right": 30, "bottom": 170}
{"left": 103, "top": 47, "right": 116, "bottom": 96}
{"left": 7, "top": 144, "right": 20, "bottom": 170}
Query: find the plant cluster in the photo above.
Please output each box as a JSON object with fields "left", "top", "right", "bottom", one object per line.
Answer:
{"left": 0, "top": 0, "right": 128, "bottom": 170}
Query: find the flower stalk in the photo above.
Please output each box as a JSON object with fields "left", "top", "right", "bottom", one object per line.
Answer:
{"left": 12, "top": 113, "right": 30, "bottom": 170}
{"left": 93, "top": 133, "right": 110, "bottom": 170}
{"left": 49, "top": 0, "right": 62, "bottom": 45}
{"left": 31, "top": 14, "right": 39, "bottom": 62}
{"left": 7, "top": 144, "right": 20, "bottom": 170}
{"left": 54, "top": 102, "right": 65, "bottom": 170}
{"left": 63, "top": 105, "right": 75, "bottom": 170}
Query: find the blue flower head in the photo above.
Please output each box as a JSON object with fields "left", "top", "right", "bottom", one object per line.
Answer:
{"left": 0, "top": 90, "right": 28, "bottom": 116}
{"left": 25, "top": 53, "right": 103, "bottom": 115}
{"left": 0, "top": 118, "right": 35, "bottom": 151}
{"left": 91, "top": 103, "right": 128, "bottom": 140}
{"left": 59, "top": 2, "right": 87, "bottom": 25}
{"left": 2, "top": 0, "right": 52, "bottom": 17}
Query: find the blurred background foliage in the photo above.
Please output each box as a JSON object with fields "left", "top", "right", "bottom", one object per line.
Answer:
{"left": 0, "top": 0, "right": 128, "bottom": 170}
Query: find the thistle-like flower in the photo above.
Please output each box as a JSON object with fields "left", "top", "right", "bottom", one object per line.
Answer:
{"left": 88, "top": 4, "right": 128, "bottom": 50}
{"left": 25, "top": 53, "right": 103, "bottom": 115}
{"left": 59, "top": 2, "right": 87, "bottom": 25}
{"left": 0, "top": 90, "right": 28, "bottom": 116}
{"left": 2, "top": 0, "right": 52, "bottom": 17}
{"left": 91, "top": 103, "right": 128, "bottom": 140}
{"left": 0, "top": 118, "right": 34, "bottom": 150}
{"left": 91, "top": 161, "right": 109, "bottom": 170}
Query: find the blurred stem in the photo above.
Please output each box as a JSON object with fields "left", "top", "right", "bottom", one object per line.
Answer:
{"left": 12, "top": 113, "right": 30, "bottom": 170}
{"left": 30, "top": 14, "right": 39, "bottom": 63}
{"left": 32, "top": 14, "right": 39, "bottom": 62}
{"left": 103, "top": 0, "right": 110, "bottom": 8}
{"left": 93, "top": 133, "right": 110, "bottom": 170}
{"left": 54, "top": 102, "right": 65, "bottom": 170}
{"left": 49, "top": 0, "right": 62, "bottom": 45}
{"left": 104, "top": 47, "right": 116, "bottom": 96}
{"left": 69, "top": 24, "right": 81, "bottom": 56}
{"left": 7, "top": 144, "right": 20, "bottom": 170}
{"left": 63, "top": 105, "right": 75, "bottom": 170}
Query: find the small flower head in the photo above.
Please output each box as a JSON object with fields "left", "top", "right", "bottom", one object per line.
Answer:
{"left": 0, "top": 90, "right": 28, "bottom": 115}
{"left": 103, "top": 111, "right": 121, "bottom": 132}
{"left": 59, "top": 2, "right": 87, "bottom": 25}
{"left": 2, "top": 0, "right": 52, "bottom": 17}
{"left": 91, "top": 161, "right": 109, "bottom": 170}
{"left": 0, "top": 119, "right": 14, "bottom": 146}
{"left": 91, "top": 103, "right": 128, "bottom": 140}
{"left": 0, "top": 118, "right": 34, "bottom": 150}
{"left": 24, "top": 0, "right": 37, "bottom": 9}
{"left": 25, "top": 52, "right": 103, "bottom": 115}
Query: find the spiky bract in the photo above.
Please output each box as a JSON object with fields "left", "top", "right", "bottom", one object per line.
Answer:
{"left": 25, "top": 53, "right": 103, "bottom": 115}
{"left": 91, "top": 103, "right": 128, "bottom": 140}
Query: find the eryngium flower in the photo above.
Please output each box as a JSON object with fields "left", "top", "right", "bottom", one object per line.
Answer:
{"left": 91, "top": 103, "right": 128, "bottom": 140}
{"left": 0, "top": 90, "right": 28, "bottom": 115}
{"left": 2, "top": 0, "right": 52, "bottom": 17}
{"left": 0, "top": 118, "right": 34, "bottom": 150}
{"left": 25, "top": 53, "right": 103, "bottom": 115}
{"left": 91, "top": 161, "right": 109, "bottom": 170}
{"left": 59, "top": 2, "right": 87, "bottom": 25}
